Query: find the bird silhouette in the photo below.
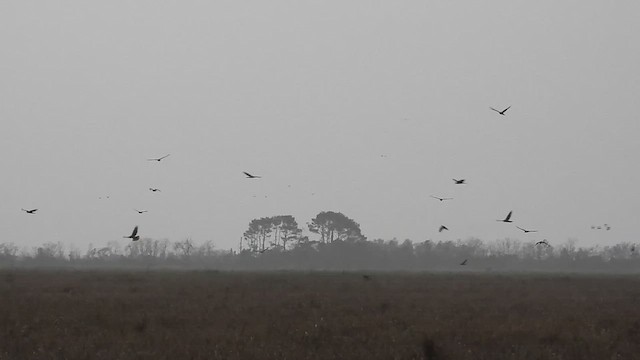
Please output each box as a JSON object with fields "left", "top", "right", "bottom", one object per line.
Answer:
{"left": 439, "top": 225, "right": 449, "bottom": 232}
{"left": 431, "top": 195, "right": 453, "bottom": 202}
{"left": 362, "top": 275, "right": 371, "bottom": 281}
{"left": 535, "top": 240, "right": 550, "bottom": 247}
{"left": 497, "top": 211, "right": 513, "bottom": 223}
{"left": 516, "top": 226, "right": 537, "bottom": 233}
{"left": 243, "top": 172, "right": 261, "bottom": 179}
{"left": 21, "top": 208, "right": 38, "bottom": 214}
{"left": 452, "top": 178, "right": 466, "bottom": 184}
{"left": 123, "top": 226, "right": 140, "bottom": 241}
{"left": 490, "top": 106, "right": 511, "bottom": 115}
{"left": 149, "top": 188, "right": 161, "bottom": 192}
{"left": 134, "top": 209, "right": 148, "bottom": 214}
{"left": 147, "top": 154, "right": 170, "bottom": 162}
{"left": 460, "top": 259, "right": 468, "bottom": 266}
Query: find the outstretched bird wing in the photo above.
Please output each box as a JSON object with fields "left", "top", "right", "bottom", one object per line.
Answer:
{"left": 131, "top": 226, "right": 138, "bottom": 237}
{"left": 490, "top": 107, "right": 500, "bottom": 113}
{"left": 504, "top": 211, "right": 513, "bottom": 222}
{"left": 502, "top": 106, "right": 511, "bottom": 113}
{"left": 244, "top": 172, "right": 260, "bottom": 178}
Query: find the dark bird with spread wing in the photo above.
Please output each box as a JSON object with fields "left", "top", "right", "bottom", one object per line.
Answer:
{"left": 497, "top": 211, "right": 513, "bottom": 223}
{"left": 243, "top": 172, "right": 261, "bottom": 179}
{"left": 123, "top": 226, "right": 140, "bottom": 241}
{"left": 490, "top": 106, "right": 511, "bottom": 115}
{"left": 147, "top": 154, "right": 170, "bottom": 162}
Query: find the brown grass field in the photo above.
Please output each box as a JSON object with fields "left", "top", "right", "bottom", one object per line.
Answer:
{"left": 1, "top": 270, "right": 639, "bottom": 359}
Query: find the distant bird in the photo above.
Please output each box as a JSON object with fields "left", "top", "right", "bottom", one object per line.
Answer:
{"left": 535, "top": 240, "right": 550, "bottom": 247}
{"left": 134, "top": 209, "right": 148, "bottom": 214}
{"left": 21, "top": 208, "right": 38, "bottom": 214}
{"left": 452, "top": 178, "right": 466, "bottom": 184}
{"left": 362, "top": 275, "right": 371, "bottom": 281}
{"left": 243, "top": 172, "right": 261, "bottom": 179}
{"left": 123, "top": 226, "right": 140, "bottom": 241}
{"left": 497, "top": 211, "right": 513, "bottom": 223}
{"left": 490, "top": 106, "right": 511, "bottom": 115}
{"left": 439, "top": 225, "right": 449, "bottom": 233}
{"left": 631, "top": 246, "right": 635, "bottom": 252}
{"left": 431, "top": 195, "right": 453, "bottom": 202}
{"left": 597, "top": 226, "right": 602, "bottom": 230}
{"left": 516, "top": 226, "right": 537, "bottom": 233}
{"left": 149, "top": 188, "right": 161, "bottom": 192}
{"left": 605, "top": 226, "right": 611, "bottom": 231}
{"left": 147, "top": 154, "right": 170, "bottom": 162}
{"left": 460, "top": 259, "right": 468, "bottom": 266}
{"left": 591, "top": 226, "right": 596, "bottom": 229}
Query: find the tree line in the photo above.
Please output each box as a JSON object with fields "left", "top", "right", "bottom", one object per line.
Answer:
{"left": 1, "top": 210, "right": 638, "bottom": 272}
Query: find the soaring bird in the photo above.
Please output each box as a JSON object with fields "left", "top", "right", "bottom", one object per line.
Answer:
{"left": 431, "top": 195, "right": 453, "bottom": 202}
{"left": 490, "top": 106, "right": 511, "bottom": 115}
{"left": 497, "top": 211, "right": 513, "bottom": 223}
{"left": 452, "top": 178, "right": 466, "bottom": 184}
{"left": 516, "top": 226, "right": 537, "bottom": 233}
{"left": 535, "top": 240, "right": 550, "bottom": 247}
{"left": 460, "top": 259, "right": 468, "bottom": 266}
{"left": 149, "top": 188, "right": 161, "bottom": 192}
{"left": 439, "top": 225, "right": 449, "bottom": 233}
{"left": 147, "top": 154, "right": 170, "bottom": 162}
{"left": 134, "top": 209, "right": 148, "bottom": 214}
{"left": 123, "top": 226, "right": 140, "bottom": 241}
{"left": 21, "top": 208, "right": 38, "bottom": 214}
{"left": 243, "top": 172, "right": 261, "bottom": 179}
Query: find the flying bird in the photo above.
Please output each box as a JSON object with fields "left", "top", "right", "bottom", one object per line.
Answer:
{"left": 497, "top": 211, "right": 513, "bottom": 223}
{"left": 21, "top": 208, "right": 38, "bottom": 214}
{"left": 460, "top": 259, "right": 468, "bottom": 266}
{"left": 243, "top": 172, "right": 261, "bottom": 179}
{"left": 439, "top": 225, "right": 449, "bottom": 233}
{"left": 490, "top": 106, "right": 511, "bottom": 115}
{"left": 147, "top": 154, "right": 170, "bottom": 162}
{"left": 134, "top": 209, "right": 148, "bottom": 214}
{"left": 516, "top": 226, "right": 537, "bottom": 233}
{"left": 452, "top": 179, "right": 466, "bottom": 184}
{"left": 123, "top": 226, "right": 140, "bottom": 241}
{"left": 362, "top": 275, "right": 371, "bottom": 281}
{"left": 431, "top": 195, "right": 453, "bottom": 202}
{"left": 535, "top": 240, "right": 550, "bottom": 247}
{"left": 149, "top": 188, "right": 161, "bottom": 192}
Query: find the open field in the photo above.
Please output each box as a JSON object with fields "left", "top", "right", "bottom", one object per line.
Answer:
{"left": 1, "top": 271, "right": 639, "bottom": 359}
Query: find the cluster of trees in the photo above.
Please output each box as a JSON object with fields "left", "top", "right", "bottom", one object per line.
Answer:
{"left": 241, "top": 211, "right": 364, "bottom": 252}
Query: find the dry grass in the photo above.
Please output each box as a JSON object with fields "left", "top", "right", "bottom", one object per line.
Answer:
{"left": 0, "top": 270, "right": 639, "bottom": 359}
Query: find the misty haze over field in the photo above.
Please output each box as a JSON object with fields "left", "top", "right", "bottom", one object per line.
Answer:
{"left": 1, "top": 2, "right": 639, "bottom": 253}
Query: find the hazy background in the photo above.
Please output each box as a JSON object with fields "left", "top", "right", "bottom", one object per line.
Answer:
{"left": 1, "top": 1, "right": 638, "bottom": 251}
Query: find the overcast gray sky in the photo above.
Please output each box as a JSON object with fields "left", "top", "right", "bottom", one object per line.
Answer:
{"left": 1, "top": 1, "right": 639, "bottom": 251}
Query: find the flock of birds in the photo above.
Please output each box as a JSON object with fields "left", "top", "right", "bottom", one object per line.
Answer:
{"left": 19, "top": 148, "right": 267, "bottom": 245}
{"left": 19, "top": 106, "right": 612, "bottom": 260}
{"left": 429, "top": 106, "right": 573, "bottom": 267}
